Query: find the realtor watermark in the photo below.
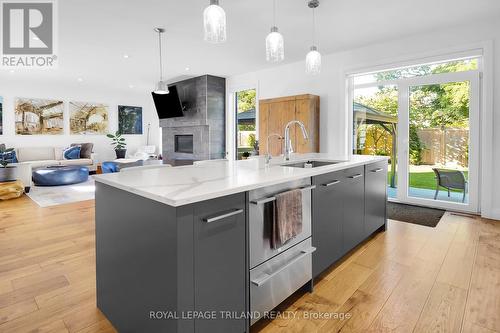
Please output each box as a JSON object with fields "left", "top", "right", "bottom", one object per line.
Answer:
{"left": 1, "top": 0, "right": 58, "bottom": 68}
{"left": 149, "top": 310, "right": 352, "bottom": 321}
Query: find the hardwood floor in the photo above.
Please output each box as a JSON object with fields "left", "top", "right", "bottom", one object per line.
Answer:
{"left": 1, "top": 197, "right": 499, "bottom": 333}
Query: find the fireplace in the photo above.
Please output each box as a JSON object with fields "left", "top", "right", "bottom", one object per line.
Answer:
{"left": 160, "top": 75, "right": 226, "bottom": 162}
{"left": 175, "top": 135, "right": 194, "bottom": 154}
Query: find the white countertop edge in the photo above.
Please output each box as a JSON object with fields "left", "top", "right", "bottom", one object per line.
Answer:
{"left": 94, "top": 155, "right": 389, "bottom": 207}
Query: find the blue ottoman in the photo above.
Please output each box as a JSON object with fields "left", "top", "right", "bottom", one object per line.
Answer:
{"left": 101, "top": 161, "right": 120, "bottom": 174}
{"left": 101, "top": 160, "right": 144, "bottom": 173}
{"left": 32, "top": 166, "right": 89, "bottom": 186}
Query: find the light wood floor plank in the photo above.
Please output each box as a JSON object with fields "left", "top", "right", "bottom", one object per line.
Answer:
{"left": 464, "top": 238, "right": 500, "bottom": 331}
{"left": 0, "top": 275, "right": 69, "bottom": 308}
{"left": 365, "top": 258, "right": 441, "bottom": 332}
{"left": 0, "top": 298, "right": 39, "bottom": 325}
{"left": 318, "top": 290, "right": 386, "bottom": 333}
{"left": 413, "top": 281, "right": 468, "bottom": 333}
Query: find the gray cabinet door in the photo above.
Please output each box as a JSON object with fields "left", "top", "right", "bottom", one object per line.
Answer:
{"left": 312, "top": 171, "right": 344, "bottom": 277}
{"left": 193, "top": 193, "right": 247, "bottom": 333}
{"left": 341, "top": 166, "right": 365, "bottom": 254}
{"left": 365, "top": 161, "right": 388, "bottom": 236}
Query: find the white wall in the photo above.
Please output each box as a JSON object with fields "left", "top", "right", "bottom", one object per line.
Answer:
{"left": 227, "top": 18, "right": 499, "bottom": 219}
{"left": 0, "top": 79, "right": 160, "bottom": 162}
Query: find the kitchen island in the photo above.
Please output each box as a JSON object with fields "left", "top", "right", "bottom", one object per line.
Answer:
{"left": 94, "top": 154, "right": 388, "bottom": 333}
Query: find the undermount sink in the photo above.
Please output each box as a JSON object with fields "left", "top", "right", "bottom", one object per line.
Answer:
{"left": 281, "top": 160, "right": 340, "bottom": 168}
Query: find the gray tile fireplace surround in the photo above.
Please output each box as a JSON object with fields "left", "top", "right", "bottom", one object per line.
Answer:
{"left": 160, "top": 75, "right": 226, "bottom": 162}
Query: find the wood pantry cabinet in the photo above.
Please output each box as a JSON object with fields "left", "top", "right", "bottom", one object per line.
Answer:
{"left": 259, "top": 94, "right": 320, "bottom": 157}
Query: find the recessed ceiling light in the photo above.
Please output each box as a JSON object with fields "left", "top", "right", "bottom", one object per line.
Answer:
{"left": 185, "top": 67, "right": 190, "bottom": 71}
{"left": 128, "top": 84, "right": 135, "bottom": 89}
{"left": 123, "top": 54, "right": 129, "bottom": 59}
{"left": 9, "top": 69, "right": 14, "bottom": 73}
{"left": 77, "top": 77, "right": 83, "bottom": 82}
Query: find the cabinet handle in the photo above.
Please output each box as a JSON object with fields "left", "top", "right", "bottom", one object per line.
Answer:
{"left": 251, "top": 247, "right": 316, "bottom": 287}
{"left": 322, "top": 180, "right": 340, "bottom": 187}
{"left": 203, "top": 209, "right": 244, "bottom": 223}
{"left": 371, "top": 168, "right": 383, "bottom": 173}
{"left": 349, "top": 174, "right": 363, "bottom": 179}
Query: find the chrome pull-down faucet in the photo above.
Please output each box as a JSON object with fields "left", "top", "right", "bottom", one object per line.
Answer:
{"left": 265, "top": 133, "right": 283, "bottom": 165}
{"left": 284, "top": 120, "right": 309, "bottom": 161}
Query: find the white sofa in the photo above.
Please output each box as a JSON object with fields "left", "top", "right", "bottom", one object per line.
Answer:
{"left": 12, "top": 147, "right": 97, "bottom": 189}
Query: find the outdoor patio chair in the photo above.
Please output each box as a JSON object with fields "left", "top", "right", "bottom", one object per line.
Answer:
{"left": 432, "top": 168, "right": 467, "bottom": 203}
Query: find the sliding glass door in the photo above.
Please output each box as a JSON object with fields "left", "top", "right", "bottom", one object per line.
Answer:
{"left": 352, "top": 58, "right": 480, "bottom": 213}
{"left": 398, "top": 72, "right": 480, "bottom": 212}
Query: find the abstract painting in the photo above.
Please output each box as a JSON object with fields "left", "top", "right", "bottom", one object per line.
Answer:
{"left": 0, "top": 96, "right": 3, "bottom": 135}
{"left": 15, "top": 98, "right": 64, "bottom": 135}
{"left": 118, "top": 105, "right": 143, "bottom": 135}
{"left": 69, "top": 102, "right": 109, "bottom": 135}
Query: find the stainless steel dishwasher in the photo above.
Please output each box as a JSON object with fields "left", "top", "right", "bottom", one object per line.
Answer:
{"left": 248, "top": 178, "right": 316, "bottom": 325}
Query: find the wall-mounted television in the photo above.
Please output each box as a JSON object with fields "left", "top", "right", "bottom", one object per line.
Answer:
{"left": 152, "top": 85, "right": 184, "bottom": 119}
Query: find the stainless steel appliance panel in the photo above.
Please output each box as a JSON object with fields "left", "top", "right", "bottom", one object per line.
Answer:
{"left": 249, "top": 178, "right": 312, "bottom": 269}
{"left": 250, "top": 239, "right": 314, "bottom": 325}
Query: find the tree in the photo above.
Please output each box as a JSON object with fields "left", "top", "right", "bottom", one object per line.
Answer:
{"left": 356, "top": 86, "right": 398, "bottom": 117}
{"left": 237, "top": 89, "right": 256, "bottom": 113}
{"left": 409, "top": 125, "right": 424, "bottom": 165}
{"left": 410, "top": 60, "right": 475, "bottom": 129}
{"left": 375, "top": 66, "right": 432, "bottom": 81}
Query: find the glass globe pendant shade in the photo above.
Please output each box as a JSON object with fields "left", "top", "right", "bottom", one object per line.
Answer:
{"left": 306, "top": 46, "right": 321, "bottom": 75}
{"left": 154, "top": 81, "right": 169, "bottom": 95}
{"left": 203, "top": 0, "right": 227, "bottom": 43}
{"left": 266, "top": 26, "right": 284, "bottom": 63}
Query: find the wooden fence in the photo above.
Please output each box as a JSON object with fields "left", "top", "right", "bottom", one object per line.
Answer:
{"left": 418, "top": 128, "right": 469, "bottom": 166}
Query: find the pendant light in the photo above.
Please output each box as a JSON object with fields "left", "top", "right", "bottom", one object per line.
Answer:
{"left": 306, "top": 0, "right": 321, "bottom": 75}
{"left": 153, "top": 28, "right": 169, "bottom": 95}
{"left": 265, "top": 0, "right": 284, "bottom": 63}
{"left": 204, "top": 0, "right": 227, "bottom": 43}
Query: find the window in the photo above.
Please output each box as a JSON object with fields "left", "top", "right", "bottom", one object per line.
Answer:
{"left": 353, "top": 58, "right": 478, "bottom": 85}
{"left": 235, "top": 89, "right": 257, "bottom": 160}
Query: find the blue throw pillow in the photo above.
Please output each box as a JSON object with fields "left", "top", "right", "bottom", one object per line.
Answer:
{"left": 0, "top": 150, "right": 18, "bottom": 163}
{"left": 63, "top": 146, "right": 81, "bottom": 160}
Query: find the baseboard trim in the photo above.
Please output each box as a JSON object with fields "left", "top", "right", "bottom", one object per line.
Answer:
{"left": 481, "top": 209, "right": 500, "bottom": 221}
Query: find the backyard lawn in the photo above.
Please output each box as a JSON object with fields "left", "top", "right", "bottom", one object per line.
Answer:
{"left": 388, "top": 170, "right": 469, "bottom": 192}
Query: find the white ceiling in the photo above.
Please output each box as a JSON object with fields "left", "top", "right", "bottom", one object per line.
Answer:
{"left": 3, "top": 0, "right": 500, "bottom": 91}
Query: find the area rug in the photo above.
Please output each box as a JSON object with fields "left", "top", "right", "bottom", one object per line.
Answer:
{"left": 387, "top": 202, "right": 445, "bottom": 227}
{"left": 26, "top": 177, "right": 95, "bottom": 207}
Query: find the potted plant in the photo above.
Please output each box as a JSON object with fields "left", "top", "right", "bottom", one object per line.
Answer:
{"left": 252, "top": 138, "right": 259, "bottom": 156}
{"left": 107, "top": 131, "right": 127, "bottom": 159}
{"left": 241, "top": 151, "right": 250, "bottom": 160}
{"left": 0, "top": 146, "right": 18, "bottom": 182}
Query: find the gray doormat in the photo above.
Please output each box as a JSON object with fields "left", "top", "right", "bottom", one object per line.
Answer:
{"left": 387, "top": 202, "right": 445, "bottom": 228}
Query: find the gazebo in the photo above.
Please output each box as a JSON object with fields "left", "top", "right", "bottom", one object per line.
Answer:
{"left": 353, "top": 102, "right": 398, "bottom": 188}
{"left": 237, "top": 108, "right": 256, "bottom": 125}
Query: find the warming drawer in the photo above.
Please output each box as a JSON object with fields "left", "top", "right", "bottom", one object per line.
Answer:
{"left": 250, "top": 238, "right": 315, "bottom": 325}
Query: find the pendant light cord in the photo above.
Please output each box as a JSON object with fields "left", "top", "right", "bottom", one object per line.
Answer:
{"left": 312, "top": 7, "right": 316, "bottom": 46}
{"left": 158, "top": 30, "right": 164, "bottom": 82}
{"left": 273, "top": 0, "right": 276, "bottom": 27}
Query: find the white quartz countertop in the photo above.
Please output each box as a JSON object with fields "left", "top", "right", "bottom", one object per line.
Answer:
{"left": 94, "top": 154, "right": 388, "bottom": 207}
